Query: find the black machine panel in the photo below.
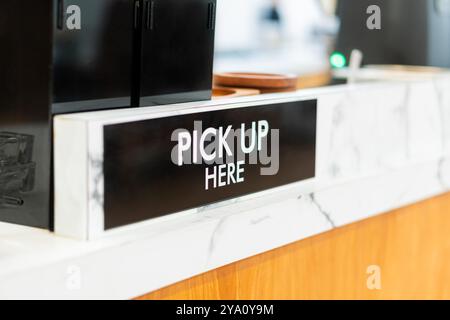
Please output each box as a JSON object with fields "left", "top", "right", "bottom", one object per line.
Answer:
{"left": 52, "top": 0, "right": 135, "bottom": 114}
{"left": 138, "top": 0, "right": 216, "bottom": 106}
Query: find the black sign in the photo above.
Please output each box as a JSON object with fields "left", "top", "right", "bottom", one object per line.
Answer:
{"left": 103, "top": 99, "right": 317, "bottom": 230}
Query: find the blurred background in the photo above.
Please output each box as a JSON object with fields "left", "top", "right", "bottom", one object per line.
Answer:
{"left": 213, "top": 0, "right": 450, "bottom": 76}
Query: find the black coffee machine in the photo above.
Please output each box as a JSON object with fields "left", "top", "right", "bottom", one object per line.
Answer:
{"left": 0, "top": 0, "right": 217, "bottom": 229}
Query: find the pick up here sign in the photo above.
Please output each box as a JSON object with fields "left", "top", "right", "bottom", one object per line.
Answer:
{"left": 103, "top": 99, "right": 317, "bottom": 229}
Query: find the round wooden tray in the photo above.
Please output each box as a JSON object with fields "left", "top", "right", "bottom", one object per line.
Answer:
{"left": 214, "top": 72, "right": 298, "bottom": 90}
{"left": 212, "top": 87, "right": 260, "bottom": 99}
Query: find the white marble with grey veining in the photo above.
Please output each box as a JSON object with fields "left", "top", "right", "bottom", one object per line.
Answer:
{"left": 1, "top": 73, "right": 450, "bottom": 299}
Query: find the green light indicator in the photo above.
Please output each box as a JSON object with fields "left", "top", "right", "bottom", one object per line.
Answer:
{"left": 330, "top": 52, "right": 347, "bottom": 68}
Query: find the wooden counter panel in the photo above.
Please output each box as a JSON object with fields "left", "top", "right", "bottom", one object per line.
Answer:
{"left": 137, "top": 192, "right": 450, "bottom": 300}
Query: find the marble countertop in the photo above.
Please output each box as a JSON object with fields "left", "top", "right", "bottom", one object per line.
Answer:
{"left": 1, "top": 73, "right": 450, "bottom": 299}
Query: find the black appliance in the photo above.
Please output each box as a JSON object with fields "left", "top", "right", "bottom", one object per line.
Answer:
{"left": 136, "top": 0, "right": 217, "bottom": 106}
{"left": 54, "top": 0, "right": 217, "bottom": 113}
{"left": 0, "top": 0, "right": 216, "bottom": 229}
{"left": 336, "top": 0, "right": 450, "bottom": 68}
